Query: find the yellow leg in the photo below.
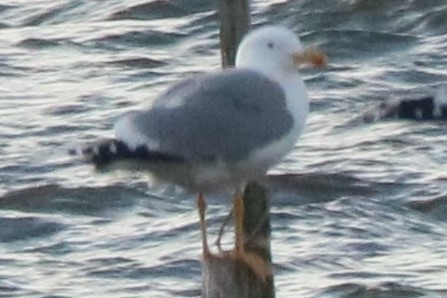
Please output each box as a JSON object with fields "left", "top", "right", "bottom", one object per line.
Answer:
{"left": 231, "top": 188, "right": 271, "bottom": 282}
{"left": 197, "top": 192, "right": 210, "bottom": 258}
{"left": 233, "top": 188, "right": 245, "bottom": 252}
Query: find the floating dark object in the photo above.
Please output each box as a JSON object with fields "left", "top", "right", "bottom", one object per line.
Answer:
{"left": 363, "top": 84, "right": 447, "bottom": 122}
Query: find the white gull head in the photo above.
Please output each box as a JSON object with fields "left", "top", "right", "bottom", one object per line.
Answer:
{"left": 235, "top": 26, "right": 325, "bottom": 77}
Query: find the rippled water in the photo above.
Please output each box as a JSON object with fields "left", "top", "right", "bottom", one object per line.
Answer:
{"left": 1, "top": 0, "right": 447, "bottom": 297}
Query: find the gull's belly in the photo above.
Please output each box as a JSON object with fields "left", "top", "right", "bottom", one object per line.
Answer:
{"left": 189, "top": 129, "right": 301, "bottom": 192}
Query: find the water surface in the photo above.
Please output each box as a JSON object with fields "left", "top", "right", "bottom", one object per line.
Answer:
{"left": 1, "top": 0, "right": 447, "bottom": 297}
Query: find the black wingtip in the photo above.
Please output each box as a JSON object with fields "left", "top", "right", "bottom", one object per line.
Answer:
{"left": 363, "top": 94, "right": 447, "bottom": 123}
{"left": 69, "top": 139, "right": 186, "bottom": 167}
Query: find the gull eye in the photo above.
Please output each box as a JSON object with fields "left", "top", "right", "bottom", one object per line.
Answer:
{"left": 267, "top": 41, "right": 275, "bottom": 49}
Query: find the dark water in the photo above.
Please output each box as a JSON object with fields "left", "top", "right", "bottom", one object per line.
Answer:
{"left": 1, "top": 0, "right": 447, "bottom": 297}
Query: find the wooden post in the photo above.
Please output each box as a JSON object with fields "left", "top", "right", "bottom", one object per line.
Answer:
{"left": 200, "top": 1, "right": 274, "bottom": 297}
{"left": 201, "top": 183, "right": 274, "bottom": 298}
{"left": 216, "top": 0, "right": 251, "bottom": 67}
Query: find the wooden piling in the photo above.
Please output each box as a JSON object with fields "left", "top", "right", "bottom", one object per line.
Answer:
{"left": 200, "top": 1, "right": 274, "bottom": 297}
{"left": 201, "top": 183, "right": 274, "bottom": 298}
{"left": 216, "top": 0, "right": 251, "bottom": 67}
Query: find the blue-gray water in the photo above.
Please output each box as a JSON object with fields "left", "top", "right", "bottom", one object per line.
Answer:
{"left": 1, "top": 0, "right": 447, "bottom": 297}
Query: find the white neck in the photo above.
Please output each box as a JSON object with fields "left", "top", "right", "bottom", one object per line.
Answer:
{"left": 278, "top": 72, "right": 309, "bottom": 137}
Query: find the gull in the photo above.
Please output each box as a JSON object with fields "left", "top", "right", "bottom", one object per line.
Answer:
{"left": 71, "top": 25, "right": 326, "bottom": 280}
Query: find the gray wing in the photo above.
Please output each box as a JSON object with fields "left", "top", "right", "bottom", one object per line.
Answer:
{"left": 116, "top": 69, "right": 293, "bottom": 163}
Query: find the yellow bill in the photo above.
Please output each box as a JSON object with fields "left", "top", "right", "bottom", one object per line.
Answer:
{"left": 292, "top": 48, "right": 327, "bottom": 68}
